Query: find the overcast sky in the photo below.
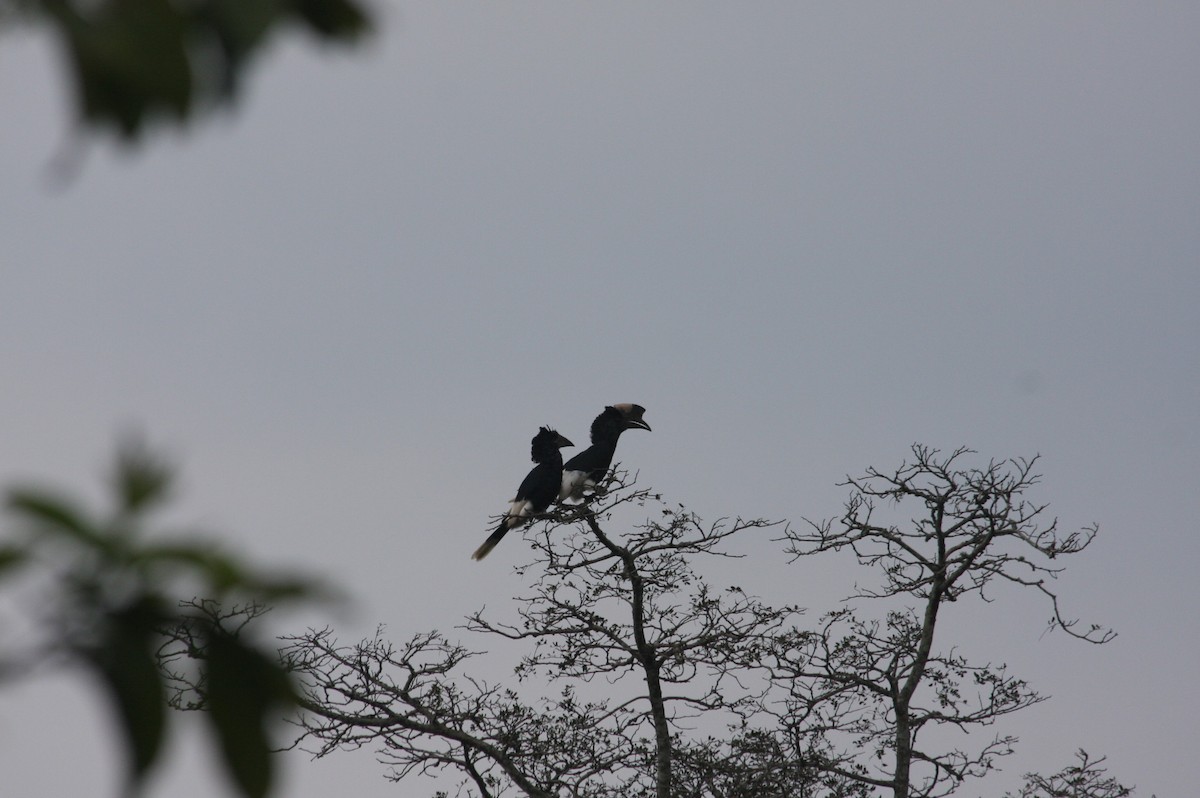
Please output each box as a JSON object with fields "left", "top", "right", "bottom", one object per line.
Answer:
{"left": 2, "top": 3, "right": 1197, "bottom": 797}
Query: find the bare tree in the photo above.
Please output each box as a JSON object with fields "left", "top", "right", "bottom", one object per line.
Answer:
{"left": 157, "top": 449, "right": 1120, "bottom": 798}
{"left": 774, "top": 445, "right": 1115, "bottom": 798}
{"left": 279, "top": 476, "right": 840, "bottom": 797}
{"left": 1007, "top": 750, "right": 1136, "bottom": 798}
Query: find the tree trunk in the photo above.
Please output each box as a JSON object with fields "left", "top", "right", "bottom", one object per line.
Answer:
{"left": 623, "top": 546, "right": 671, "bottom": 797}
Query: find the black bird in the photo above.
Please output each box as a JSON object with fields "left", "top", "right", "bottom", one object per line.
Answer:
{"left": 472, "top": 426, "right": 574, "bottom": 561}
{"left": 559, "top": 403, "right": 651, "bottom": 502}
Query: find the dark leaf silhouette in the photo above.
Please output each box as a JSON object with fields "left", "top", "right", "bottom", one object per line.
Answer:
{"left": 207, "top": 632, "right": 297, "bottom": 798}
{"left": 90, "top": 598, "right": 169, "bottom": 787}
{"left": 10, "top": 0, "right": 373, "bottom": 142}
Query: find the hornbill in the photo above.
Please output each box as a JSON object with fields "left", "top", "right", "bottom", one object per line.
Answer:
{"left": 559, "top": 403, "right": 651, "bottom": 502}
{"left": 472, "top": 426, "right": 574, "bottom": 561}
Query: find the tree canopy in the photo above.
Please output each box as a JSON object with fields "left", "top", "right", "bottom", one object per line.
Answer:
{"left": 160, "top": 448, "right": 1120, "bottom": 798}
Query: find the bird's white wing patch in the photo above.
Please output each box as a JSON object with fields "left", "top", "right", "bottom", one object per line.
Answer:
{"left": 506, "top": 498, "right": 534, "bottom": 525}
{"left": 559, "top": 470, "right": 593, "bottom": 502}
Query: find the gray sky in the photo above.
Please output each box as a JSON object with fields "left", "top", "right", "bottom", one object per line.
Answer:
{"left": 2, "top": 3, "right": 1197, "bottom": 796}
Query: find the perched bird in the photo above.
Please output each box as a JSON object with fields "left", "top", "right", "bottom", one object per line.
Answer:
{"left": 559, "top": 403, "right": 651, "bottom": 502}
{"left": 472, "top": 426, "right": 574, "bottom": 561}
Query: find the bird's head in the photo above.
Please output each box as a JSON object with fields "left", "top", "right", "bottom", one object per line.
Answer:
{"left": 610, "top": 403, "right": 651, "bottom": 432}
{"left": 531, "top": 427, "right": 574, "bottom": 461}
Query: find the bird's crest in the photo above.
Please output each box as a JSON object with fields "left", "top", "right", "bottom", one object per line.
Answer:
{"left": 531, "top": 427, "right": 572, "bottom": 462}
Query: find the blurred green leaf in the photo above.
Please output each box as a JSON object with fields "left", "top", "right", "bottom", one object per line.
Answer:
{"left": 190, "top": 0, "right": 284, "bottom": 95}
{"left": 50, "top": 0, "right": 193, "bottom": 138}
{"left": 90, "top": 597, "right": 169, "bottom": 786}
{"left": 112, "top": 434, "right": 175, "bottom": 513}
{"left": 6, "top": 489, "right": 106, "bottom": 549}
{"left": 0, "top": 544, "right": 29, "bottom": 577}
{"left": 133, "top": 543, "right": 322, "bottom": 602}
{"left": 18, "top": 0, "right": 373, "bottom": 142}
{"left": 292, "top": 0, "right": 370, "bottom": 38}
{"left": 133, "top": 542, "right": 242, "bottom": 585}
{"left": 206, "top": 633, "right": 297, "bottom": 798}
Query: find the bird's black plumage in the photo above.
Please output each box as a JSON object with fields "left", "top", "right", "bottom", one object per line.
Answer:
{"left": 559, "top": 403, "right": 650, "bottom": 502}
{"left": 472, "top": 426, "right": 573, "bottom": 561}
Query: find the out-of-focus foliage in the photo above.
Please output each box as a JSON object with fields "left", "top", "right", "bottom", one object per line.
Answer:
{"left": 1, "top": 438, "right": 327, "bottom": 798}
{"left": 2, "top": 0, "right": 372, "bottom": 141}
